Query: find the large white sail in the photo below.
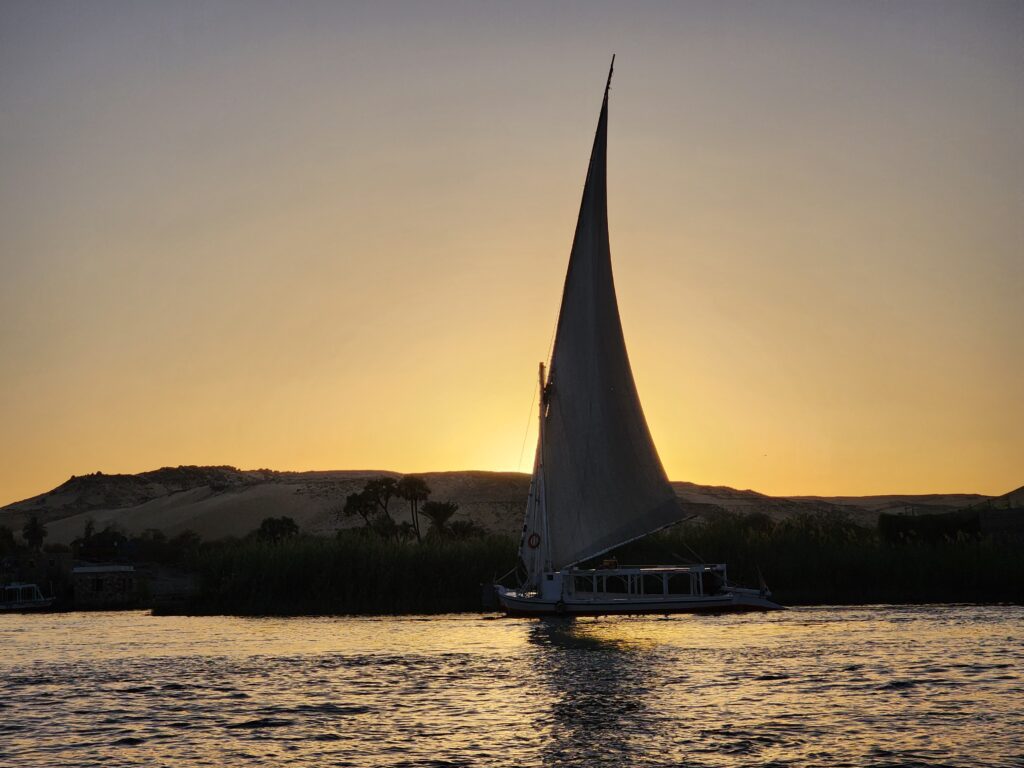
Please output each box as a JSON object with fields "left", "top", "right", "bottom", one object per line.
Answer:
{"left": 519, "top": 64, "right": 681, "bottom": 586}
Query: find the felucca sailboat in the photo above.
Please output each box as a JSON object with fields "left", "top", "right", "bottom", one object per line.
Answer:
{"left": 495, "top": 59, "right": 782, "bottom": 616}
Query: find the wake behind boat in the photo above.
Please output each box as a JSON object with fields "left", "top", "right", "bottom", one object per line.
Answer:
{"left": 495, "top": 58, "right": 782, "bottom": 616}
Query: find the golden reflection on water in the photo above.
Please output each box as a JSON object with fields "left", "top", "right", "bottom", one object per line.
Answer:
{"left": 1, "top": 608, "right": 1022, "bottom": 767}
{"left": 527, "top": 618, "right": 657, "bottom": 765}
{"left": 531, "top": 616, "right": 662, "bottom": 652}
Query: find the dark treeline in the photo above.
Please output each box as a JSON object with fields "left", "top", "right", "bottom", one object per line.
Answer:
{"left": 609, "top": 512, "right": 1024, "bottom": 606}
{"left": 0, "top": 516, "right": 202, "bottom": 566}
{"left": 157, "top": 475, "right": 510, "bottom": 615}
{"left": 163, "top": 532, "right": 517, "bottom": 615}
{"left": 9, "top": 480, "right": 1019, "bottom": 614}
{"left": 162, "top": 510, "right": 1023, "bottom": 616}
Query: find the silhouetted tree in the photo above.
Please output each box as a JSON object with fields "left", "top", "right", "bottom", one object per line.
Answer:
{"left": 368, "top": 513, "right": 399, "bottom": 542}
{"left": 73, "top": 524, "right": 127, "bottom": 562}
{"left": 0, "top": 525, "right": 16, "bottom": 555}
{"left": 255, "top": 516, "right": 299, "bottom": 543}
{"left": 421, "top": 501, "right": 459, "bottom": 536}
{"left": 448, "top": 519, "right": 485, "bottom": 540}
{"left": 341, "top": 492, "right": 375, "bottom": 526}
{"left": 339, "top": 478, "right": 408, "bottom": 541}
{"left": 397, "top": 521, "right": 417, "bottom": 542}
{"left": 363, "top": 477, "right": 398, "bottom": 522}
{"left": 22, "top": 516, "right": 47, "bottom": 551}
{"left": 126, "top": 528, "right": 168, "bottom": 562}
{"left": 396, "top": 476, "right": 431, "bottom": 542}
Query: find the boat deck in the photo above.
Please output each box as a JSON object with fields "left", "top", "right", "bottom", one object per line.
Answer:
{"left": 496, "top": 564, "right": 782, "bottom": 615}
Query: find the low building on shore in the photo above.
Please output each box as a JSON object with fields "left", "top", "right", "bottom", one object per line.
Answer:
{"left": 72, "top": 564, "right": 139, "bottom": 609}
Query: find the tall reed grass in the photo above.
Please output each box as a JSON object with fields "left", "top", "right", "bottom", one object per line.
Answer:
{"left": 615, "top": 513, "right": 1024, "bottom": 605}
{"left": 173, "top": 532, "right": 517, "bottom": 615}
{"left": 165, "top": 513, "right": 1022, "bottom": 615}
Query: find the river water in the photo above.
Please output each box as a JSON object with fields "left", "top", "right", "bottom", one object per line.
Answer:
{"left": 1, "top": 606, "right": 1021, "bottom": 767}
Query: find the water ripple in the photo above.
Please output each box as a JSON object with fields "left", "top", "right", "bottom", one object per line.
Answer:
{"left": 0, "top": 606, "right": 1021, "bottom": 767}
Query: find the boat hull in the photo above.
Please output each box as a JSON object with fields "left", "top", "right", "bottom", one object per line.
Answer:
{"left": 2, "top": 584, "right": 55, "bottom": 613}
{"left": 0, "top": 598, "right": 55, "bottom": 613}
{"left": 495, "top": 587, "right": 783, "bottom": 616}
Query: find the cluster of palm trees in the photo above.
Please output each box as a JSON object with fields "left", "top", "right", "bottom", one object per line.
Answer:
{"left": 338, "top": 476, "right": 473, "bottom": 542}
{"left": 0, "top": 516, "right": 47, "bottom": 554}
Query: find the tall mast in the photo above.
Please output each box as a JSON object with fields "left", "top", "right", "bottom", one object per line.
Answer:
{"left": 538, "top": 361, "right": 551, "bottom": 572}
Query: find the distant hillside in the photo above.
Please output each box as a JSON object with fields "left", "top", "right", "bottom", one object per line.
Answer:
{"left": 0, "top": 465, "right": 1015, "bottom": 545}
{"left": 0, "top": 467, "right": 530, "bottom": 544}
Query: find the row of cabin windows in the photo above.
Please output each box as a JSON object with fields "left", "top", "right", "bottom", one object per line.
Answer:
{"left": 3, "top": 585, "right": 42, "bottom": 602}
{"left": 570, "top": 573, "right": 721, "bottom": 596}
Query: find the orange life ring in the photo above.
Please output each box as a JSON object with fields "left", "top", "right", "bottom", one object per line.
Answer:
{"left": 527, "top": 533, "right": 541, "bottom": 549}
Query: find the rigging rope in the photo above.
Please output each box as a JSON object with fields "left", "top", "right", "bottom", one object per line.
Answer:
{"left": 516, "top": 381, "right": 538, "bottom": 472}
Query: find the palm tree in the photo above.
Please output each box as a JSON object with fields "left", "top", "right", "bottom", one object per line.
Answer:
{"left": 396, "top": 476, "right": 431, "bottom": 542}
{"left": 22, "top": 515, "right": 47, "bottom": 551}
{"left": 397, "top": 521, "right": 417, "bottom": 543}
{"left": 341, "top": 492, "right": 374, "bottom": 526}
{"left": 420, "top": 501, "right": 459, "bottom": 537}
{"left": 363, "top": 477, "right": 398, "bottom": 522}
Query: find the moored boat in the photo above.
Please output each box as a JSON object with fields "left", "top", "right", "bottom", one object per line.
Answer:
{"left": 0, "top": 582, "right": 54, "bottom": 613}
{"left": 495, "top": 58, "right": 782, "bottom": 616}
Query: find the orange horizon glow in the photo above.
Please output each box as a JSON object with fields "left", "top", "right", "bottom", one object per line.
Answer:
{"left": 1, "top": 2, "right": 1021, "bottom": 507}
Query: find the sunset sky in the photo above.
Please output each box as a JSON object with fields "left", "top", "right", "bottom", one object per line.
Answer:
{"left": 1, "top": 1, "right": 1021, "bottom": 506}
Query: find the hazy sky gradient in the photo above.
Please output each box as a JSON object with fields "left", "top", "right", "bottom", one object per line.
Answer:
{"left": 2, "top": 1, "right": 1021, "bottom": 505}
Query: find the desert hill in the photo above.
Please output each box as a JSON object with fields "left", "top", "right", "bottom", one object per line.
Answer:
{"left": 1, "top": 466, "right": 1013, "bottom": 545}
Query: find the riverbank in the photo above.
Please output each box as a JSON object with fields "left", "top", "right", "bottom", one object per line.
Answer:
{"left": 153, "top": 515, "right": 1023, "bottom": 615}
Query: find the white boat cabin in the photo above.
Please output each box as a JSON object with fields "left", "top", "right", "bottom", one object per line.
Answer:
{"left": 529, "top": 564, "right": 728, "bottom": 603}
{"left": 569, "top": 564, "right": 726, "bottom": 598}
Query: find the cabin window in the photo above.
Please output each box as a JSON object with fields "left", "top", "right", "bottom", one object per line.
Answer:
{"left": 667, "top": 574, "right": 692, "bottom": 595}
{"left": 703, "top": 571, "right": 722, "bottom": 595}
{"left": 604, "top": 575, "right": 629, "bottom": 595}
{"left": 574, "top": 576, "right": 594, "bottom": 594}
{"left": 642, "top": 574, "right": 665, "bottom": 596}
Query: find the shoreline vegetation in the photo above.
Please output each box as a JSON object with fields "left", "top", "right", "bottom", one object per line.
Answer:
{"left": 157, "top": 511, "right": 1022, "bottom": 616}
{"left": 4, "top": 473, "right": 1021, "bottom": 615}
